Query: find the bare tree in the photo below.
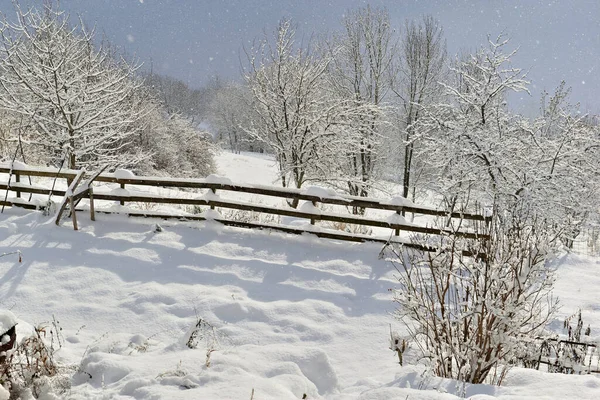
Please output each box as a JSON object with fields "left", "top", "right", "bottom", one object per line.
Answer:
{"left": 208, "top": 82, "right": 255, "bottom": 154}
{"left": 518, "top": 82, "right": 600, "bottom": 246}
{"left": 416, "top": 35, "right": 529, "bottom": 211}
{"left": 329, "top": 5, "right": 397, "bottom": 205}
{"left": 244, "top": 18, "right": 378, "bottom": 207}
{"left": 394, "top": 15, "right": 446, "bottom": 201}
{"left": 0, "top": 5, "right": 150, "bottom": 169}
{"left": 144, "top": 72, "right": 218, "bottom": 124}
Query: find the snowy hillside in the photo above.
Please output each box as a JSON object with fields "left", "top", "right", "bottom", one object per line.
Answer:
{"left": 0, "top": 152, "right": 599, "bottom": 399}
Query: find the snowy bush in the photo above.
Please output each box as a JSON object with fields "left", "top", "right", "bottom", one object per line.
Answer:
{"left": 137, "top": 109, "right": 217, "bottom": 178}
{"left": 386, "top": 202, "right": 558, "bottom": 384}
{"left": 0, "top": 316, "right": 69, "bottom": 399}
{"left": 244, "top": 18, "right": 381, "bottom": 207}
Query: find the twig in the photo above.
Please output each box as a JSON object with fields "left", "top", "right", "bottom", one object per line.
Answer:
{"left": 0, "top": 250, "right": 21, "bottom": 262}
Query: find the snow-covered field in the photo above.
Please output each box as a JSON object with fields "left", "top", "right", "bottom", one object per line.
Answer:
{"left": 0, "top": 152, "right": 599, "bottom": 399}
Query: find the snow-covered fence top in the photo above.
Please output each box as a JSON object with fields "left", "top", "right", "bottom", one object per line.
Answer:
{"left": 0, "top": 162, "right": 490, "bottom": 247}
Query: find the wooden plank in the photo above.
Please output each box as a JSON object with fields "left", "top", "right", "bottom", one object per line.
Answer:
{"left": 15, "top": 173, "right": 20, "bottom": 198}
{"left": 119, "top": 183, "right": 125, "bottom": 205}
{"left": 69, "top": 165, "right": 109, "bottom": 211}
{"left": 70, "top": 196, "right": 78, "bottom": 230}
{"left": 0, "top": 200, "right": 42, "bottom": 210}
{"left": 0, "top": 166, "right": 79, "bottom": 180}
{"left": 81, "top": 166, "right": 109, "bottom": 223}
{"left": 86, "top": 208, "right": 435, "bottom": 249}
{"left": 0, "top": 183, "right": 67, "bottom": 197}
{"left": 54, "top": 170, "right": 85, "bottom": 226}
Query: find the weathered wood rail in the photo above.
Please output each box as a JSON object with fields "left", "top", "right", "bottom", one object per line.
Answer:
{"left": 0, "top": 163, "right": 491, "bottom": 248}
{"left": 533, "top": 337, "right": 600, "bottom": 374}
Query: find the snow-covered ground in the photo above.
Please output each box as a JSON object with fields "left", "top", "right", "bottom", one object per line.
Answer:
{"left": 0, "top": 151, "right": 599, "bottom": 399}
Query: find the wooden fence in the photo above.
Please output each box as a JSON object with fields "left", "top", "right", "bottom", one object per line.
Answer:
{"left": 0, "top": 163, "right": 490, "bottom": 249}
{"left": 530, "top": 337, "right": 600, "bottom": 374}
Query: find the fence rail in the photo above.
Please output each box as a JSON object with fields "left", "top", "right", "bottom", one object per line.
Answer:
{"left": 0, "top": 163, "right": 491, "bottom": 247}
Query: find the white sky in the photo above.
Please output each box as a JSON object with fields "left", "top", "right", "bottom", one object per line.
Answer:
{"left": 1, "top": 0, "right": 599, "bottom": 114}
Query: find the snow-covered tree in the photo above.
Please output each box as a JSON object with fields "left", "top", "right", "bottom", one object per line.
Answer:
{"left": 244, "top": 18, "right": 378, "bottom": 207}
{"left": 208, "top": 82, "right": 257, "bottom": 154}
{"left": 393, "top": 15, "right": 446, "bottom": 201}
{"left": 517, "top": 83, "right": 600, "bottom": 246}
{"left": 416, "top": 36, "right": 600, "bottom": 243}
{"left": 328, "top": 5, "right": 396, "bottom": 202}
{"left": 0, "top": 5, "right": 149, "bottom": 169}
{"left": 415, "top": 35, "right": 529, "bottom": 210}
{"left": 137, "top": 98, "right": 216, "bottom": 178}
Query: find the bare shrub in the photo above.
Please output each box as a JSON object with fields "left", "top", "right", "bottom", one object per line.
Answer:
{"left": 385, "top": 205, "right": 558, "bottom": 384}
{"left": 0, "top": 318, "right": 69, "bottom": 398}
{"left": 319, "top": 204, "right": 373, "bottom": 234}
{"left": 322, "top": 220, "right": 373, "bottom": 235}
{"left": 389, "top": 326, "right": 409, "bottom": 366}
{"left": 134, "top": 201, "right": 159, "bottom": 212}
{"left": 185, "top": 317, "right": 232, "bottom": 368}
{"left": 219, "top": 208, "right": 280, "bottom": 225}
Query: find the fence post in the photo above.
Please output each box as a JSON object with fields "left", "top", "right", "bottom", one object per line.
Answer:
{"left": 70, "top": 196, "right": 78, "bottom": 230}
{"left": 89, "top": 186, "right": 96, "bottom": 221}
{"left": 15, "top": 173, "right": 20, "bottom": 198}
{"left": 310, "top": 200, "right": 317, "bottom": 225}
{"left": 395, "top": 210, "right": 401, "bottom": 236}
{"left": 120, "top": 182, "right": 125, "bottom": 206}
{"left": 210, "top": 188, "right": 216, "bottom": 210}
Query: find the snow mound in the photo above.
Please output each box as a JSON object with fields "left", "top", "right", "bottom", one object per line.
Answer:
{"left": 386, "top": 212, "right": 408, "bottom": 225}
{"left": 299, "top": 200, "right": 321, "bottom": 214}
{"left": 385, "top": 196, "right": 413, "bottom": 207}
{"left": 205, "top": 174, "right": 232, "bottom": 185}
{"left": 200, "top": 345, "right": 339, "bottom": 398}
{"left": 278, "top": 347, "right": 339, "bottom": 395}
{"left": 201, "top": 209, "right": 222, "bottom": 220}
{"left": 114, "top": 169, "right": 135, "bottom": 179}
{"left": 0, "top": 310, "right": 16, "bottom": 333}
{"left": 304, "top": 185, "right": 339, "bottom": 199}
{"left": 77, "top": 352, "right": 132, "bottom": 387}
